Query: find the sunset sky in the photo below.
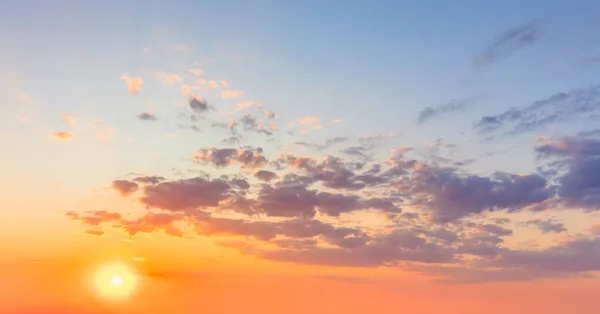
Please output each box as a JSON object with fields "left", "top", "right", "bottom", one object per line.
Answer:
{"left": 2, "top": 1, "right": 600, "bottom": 313}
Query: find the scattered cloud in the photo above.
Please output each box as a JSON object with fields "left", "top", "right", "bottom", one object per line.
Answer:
{"left": 50, "top": 132, "right": 73, "bottom": 141}
{"left": 221, "top": 90, "right": 245, "bottom": 99}
{"left": 137, "top": 112, "right": 157, "bottom": 121}
{"left": 120, "top": 75, "right": 143, "bottom": 95}
{"left": 155, "top": 72, "right": 183, "bottom": 85}
{"left": 296, "top": 116, "right": 321, "bottom": 125}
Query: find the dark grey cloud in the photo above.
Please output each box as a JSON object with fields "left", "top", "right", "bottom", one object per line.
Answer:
{"left": 475, "top": 85, "right": 600, "bottom": 136}
{"left": 189, "top": 96, "right": 210, "bottom": 112}
{"left": 137, "top": 112, "right": 157, "bottom": 121}
{"left": 474, "top": 20, "right": 543, "bottom": 66}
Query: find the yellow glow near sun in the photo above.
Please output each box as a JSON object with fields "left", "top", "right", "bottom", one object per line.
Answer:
{"left": 93, "top": 263, "right": 138, "bottom": 301}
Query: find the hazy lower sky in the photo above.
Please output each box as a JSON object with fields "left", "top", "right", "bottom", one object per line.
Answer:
{"left": 2, "top": 1, "right": 600, "bottom": 313}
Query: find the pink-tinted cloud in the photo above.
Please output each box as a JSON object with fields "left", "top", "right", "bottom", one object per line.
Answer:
{"left": 120, "top": 74, "right": 144, "bottom": 95}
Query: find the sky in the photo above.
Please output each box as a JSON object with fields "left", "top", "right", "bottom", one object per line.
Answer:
{"left": 2, "top": 0, "right": 600, "bottom": 313}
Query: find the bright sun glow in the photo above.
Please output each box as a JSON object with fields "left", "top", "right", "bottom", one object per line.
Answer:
{"left": 93, "top": 263, "right": 138, "bottom": 301}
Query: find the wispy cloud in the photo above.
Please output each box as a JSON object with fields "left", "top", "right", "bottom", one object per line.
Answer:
{"left": 296, "top": 116, "right": 321, "bottom": 125}
{"left": 474, "top": 20, "right": 544, "bottom": 66}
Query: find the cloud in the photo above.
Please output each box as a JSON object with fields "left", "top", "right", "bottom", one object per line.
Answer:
{"left": 84, "top": 229, "right": 104, "bottom": 236}
{"left": 69, "top": 211, "right": 184, "bottom": 237}
{"left": 188, "top": 68, "right": 204, "bottom": 76}
{"left": 50, "top": 132, "right": 73, "bottom": 141}
{"left": 296, "top": 116, "right": 321, "bottom": 125}
{"left": 131, "top": 175, "right": 166, "bottom": 185}
{"left": 418, "top": 99, "right": 472, "bottom": 124}
{"left": 474, "top": 20, "right": 543, "bottom": 66}
{"left": 221, "top": 90, "right": 244, "bottom": 99}
{"left": 264, "top": 110, "right": 276, "bottom": 118}
{"left": 111, "top": 180, "right": 139, "bottom": 197}
{"left": 331, "top": 119, "right": 342, "bottom": 123}
{"left": 255, "top": 170, "right": 278, "bottom": 182}
{"left": 193, "top": 146, "right": 267, "bottom": 169}
{"left": 475, "top": 85, "right": 600, "bottom": 136}
{"left": 140, "top": 177, "right": 234, "bottom": 211}
{"left": 522, "top": 219, "right": 567, "bottom": 234}
{"left": 395, "top": 165, "right": 554, "bottom": 222}
{"left": 234, "top": 101, "right": 262, "bottom": 112}
{"left": 189, "top": 95, "right": 210, "bottom": 113}
{"left": 535, "top": 135, "right": 600, "bottom": 209}
{"left": 155, "top": 72, "right": 183, "bottom": 85}
{"left": 137, "top": 112, "right": 157, "bottom": 121}
{"left": 120, "top": 75, "right": 144, "bottom": 95}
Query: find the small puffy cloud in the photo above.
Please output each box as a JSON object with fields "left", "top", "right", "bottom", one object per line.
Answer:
{"left": 50, "top": 132, "right": 73, "bottom": 141}
{"left": 137, "top": 111, "right": 157, "bottom": 121}
{"left": 264, "top": 110, "right": 276, "bottom": 118}
{"left": 313, "top": 125, "right": 324, "bottom": 130}
{"left": 254, "top": 170, "right": 278, "bottom": 182}
{"left": 120, "top": 75, "right": 144, "bottom": 95}
{"left": 111, "top": 180, "right": 139, "bottom": 197}
{"left": 331, "top": 119, "right": 342, "bottom": 123}
{"left": 189, "top": 95, "right": 210, "bottom": 113}
{"left": 188, "top": 68, "right": 204, "bottom": 76}
{"left": 156, "top": 72, "right": 183, "bottom": 85}
{"left": 296, "top": 116, "right": 321, "bottom": 125}
{"left": 222, "top": 90, "right": 244, "bottom": 99}
{"left": 221, "top": 81, "right": 229, "bottom": 88}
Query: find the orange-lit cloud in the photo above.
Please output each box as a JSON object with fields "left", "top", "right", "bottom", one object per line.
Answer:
{"left": 331, "top": 119, "right": 342, "bottom": 123}
{"left": 222, "top": 90, "right": 245, "bottom": 99}
{"left": 264, "top": 110, "right": 276, "bottom": 118}
{"left": 188, "top": 68, "right": 204, "bottom": 76}
{"left": 120, "top": 74, "right": 144, "bottom": 95}
{"left": 234, "top": 101, "right": 263, "bottom": 112}
{"left": 156, "top": 72, "right": 184, "bottom": 85}
{"left": 50, "top": 132, "right": 73, "bottom": 141}
{"left": 296, "top": 116, "right": 321, "bottom": 125}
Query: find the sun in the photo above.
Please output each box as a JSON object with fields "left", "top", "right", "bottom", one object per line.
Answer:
{"left": 93, "top": 263, "right": 138, "bottom": 301}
